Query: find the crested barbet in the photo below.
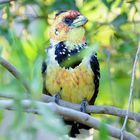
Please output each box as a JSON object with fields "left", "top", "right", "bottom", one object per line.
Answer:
{"left": 42, "top": 10, "right": 100, "bottom": 137}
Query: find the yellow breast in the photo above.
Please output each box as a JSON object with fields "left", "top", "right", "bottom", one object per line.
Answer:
{"left": 45, "top": 61, "right": 95, "bottom": 103}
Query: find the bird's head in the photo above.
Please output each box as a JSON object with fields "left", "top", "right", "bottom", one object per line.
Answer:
{"left": 49, "top": 10, "right": 88, "bottom": 49}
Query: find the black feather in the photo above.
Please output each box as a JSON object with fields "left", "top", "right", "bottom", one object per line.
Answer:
{"left": 55, "top": 42, "right": 82, "bottom": 68}
{"left": 41, "top": 61, "right": 51, "bottom": 95}
{"left": 55, "top": 42, "right": 69, "bottom": 63}
{"left": 89, "top": 54, "right": 100, "bottom": 105}
{"left": 42, "top": 61, "right": 47, "bottom": 74}
{"left": 64, "top": 120, "right": 90, "bottom": 138}
{"left": 55, "top": 10, "right": 67, "bottom": 17}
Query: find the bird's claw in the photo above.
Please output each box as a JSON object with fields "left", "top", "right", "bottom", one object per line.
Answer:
{"left": 53, "top": 93, "right": 60, "bottom": 104}
{"left": 80, "top": 99, "right": 88, "bottom": 113}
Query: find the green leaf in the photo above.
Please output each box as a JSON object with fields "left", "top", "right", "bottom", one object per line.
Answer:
{"left": 102, "top": 0, "right": 115, "bottom": 10}
{"left": 99, "top": 120, "right": 109, "bottom": 140}
{"left": 0, "top": 110, "right": 4, "bottom": 124}
{"left": 111, "top": 13, "right": 128, "bottom": 27}
{"left": 60, "top": 43, "right": 99, "bottom": 68}
{"left": 12, "top": 98, "right": 25, "bottom": 128}
{"left": 31, "top": 57, "right": 43, "bottom": 98}
{"left": 37, "top": 103, "right": 68, "bottom": 136}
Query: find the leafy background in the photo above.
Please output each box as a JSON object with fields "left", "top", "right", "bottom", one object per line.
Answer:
{"left": 0, "top": 0, "right": 140, "bottom": 139}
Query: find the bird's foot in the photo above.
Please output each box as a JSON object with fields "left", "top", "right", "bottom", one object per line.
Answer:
{"left": 53, "top": 93, "right": 60, "bottom": 104}
{"left": 80, "top": 99, "right": 88, "bottom": 113}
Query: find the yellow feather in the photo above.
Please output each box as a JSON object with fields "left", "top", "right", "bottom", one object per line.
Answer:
{"left": 45, "top": 59, "right": 95, "bottom": 103}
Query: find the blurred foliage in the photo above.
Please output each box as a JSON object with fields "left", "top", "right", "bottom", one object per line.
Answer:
{"left": 99, "top": 120, "right": 109, "bottom": 140}
{"left": 0, "top": 0, "right": 140, "bottom": 139}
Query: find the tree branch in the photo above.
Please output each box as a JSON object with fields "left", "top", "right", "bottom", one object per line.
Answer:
{"left": 1, "top": 92, "right": 140, "bottom": 123}
{"left": 0, "top": 0, "right": 15, "bottom": 5}
{"left": 0, "top": 56, "right": 31, "bottom": 93}
{"left": 121, "top": 46, "right": 140, "bottom": 139}
{"left": 0, "top": 99, "right": 137, "bottom": 140}
{"left": 42, "top": 94, "right": 140, "bottom": 122}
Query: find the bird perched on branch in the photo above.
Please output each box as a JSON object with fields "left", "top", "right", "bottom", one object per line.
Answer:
{"left": 42, "top": 10, "right": 100, "bottom": 137}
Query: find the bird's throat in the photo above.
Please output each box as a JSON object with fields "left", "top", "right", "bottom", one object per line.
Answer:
{"left": 66, "top": 27, "right": 86, "bottom": 49}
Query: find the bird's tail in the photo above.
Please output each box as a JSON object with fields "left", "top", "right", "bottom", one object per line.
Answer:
{"left": 64, "top": 120, "right": 90, "bottom": 138}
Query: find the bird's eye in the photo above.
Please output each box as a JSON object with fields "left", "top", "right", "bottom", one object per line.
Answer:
{"left": 64, "top": 18, "right": 73, "bottom": 25}
{"left": 55, "top": 28, "right": 59, "bottom": 35}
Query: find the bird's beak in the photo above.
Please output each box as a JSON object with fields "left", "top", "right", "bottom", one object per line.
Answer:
{"left": 71, "top": 15, "right": 88, "bottom": 27}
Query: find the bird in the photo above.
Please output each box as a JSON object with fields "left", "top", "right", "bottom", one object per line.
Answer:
{"left": 42, "top": 10, "right": 100, "bottom": 137}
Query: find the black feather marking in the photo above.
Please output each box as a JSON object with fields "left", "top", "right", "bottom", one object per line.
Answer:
{"left": 41, "top": 60, "right": 51, "bottom": 95}
{"left": 55, "top": 10, "right": 67, "bottom": 17}
{"left": 64, "top": 120, "right": 90, "bottom": 138}
{"left": 55, "top": 42, "right": 84, "bottom": 68}
{"left": 42, "top": 61, "right": 47, "bottom": 74}
{"left": 70, "top": 47, "right": 79, "bottom": 55}
{"left": 89, "top": 54, "right": 100, "bottom": 105}
{"left": 70, "top": 122, "right": 80, "bottom": 137}
{"left": 55, "top": 42, "right": 69, "bottom": 63}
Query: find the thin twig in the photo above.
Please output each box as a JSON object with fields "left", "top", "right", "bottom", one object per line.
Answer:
{"left": 0, "top": 99, "right": 138, "bottom": 140}
{"left": 121, "top": 46, "right": 140, "bottom": 140}
{"left": 0, "top": 56, "right": 31, "bottom": 93}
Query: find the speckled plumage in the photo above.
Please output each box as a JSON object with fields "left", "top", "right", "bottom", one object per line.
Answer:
{"left": 45, "top": 45, "right": 95, "bottom": 103}
{"left": 43, "top": 10, "right": 100, "bottom": 104}
{"left": 42, "top": 10, "right": 100, "bottom": 137}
